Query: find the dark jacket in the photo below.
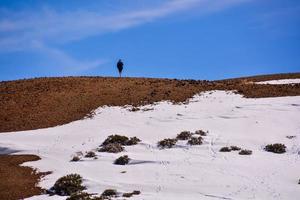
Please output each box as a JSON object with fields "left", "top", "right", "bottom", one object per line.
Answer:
{"left": 117, "top": 60, "right": 123, "bottom": 72}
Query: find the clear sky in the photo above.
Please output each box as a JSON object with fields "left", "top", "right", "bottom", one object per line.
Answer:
{"left": 0, "top": 0, "right": 299, "bottom": 81}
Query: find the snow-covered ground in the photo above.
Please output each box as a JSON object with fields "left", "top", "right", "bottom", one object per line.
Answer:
{"left": 1, "top": 91, "right": 300, "bottom": 200}
{"left": 256, "top": 78, "right": 300, "bottom": 85}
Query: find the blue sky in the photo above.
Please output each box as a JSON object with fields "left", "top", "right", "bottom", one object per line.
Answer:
{"left": 0, "top": 0, "right": 299, "bottom": 81}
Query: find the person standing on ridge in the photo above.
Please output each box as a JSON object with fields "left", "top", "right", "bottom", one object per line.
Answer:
{"left": 117, "top": 59, "right": 124, "bottom": 77}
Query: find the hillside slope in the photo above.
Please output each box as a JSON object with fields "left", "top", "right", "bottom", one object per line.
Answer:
{"left": 1, "top": 90, "right": 299, "bottom": 200}
{"left": 1, "top": 73, "right": 300, "bottom": 133}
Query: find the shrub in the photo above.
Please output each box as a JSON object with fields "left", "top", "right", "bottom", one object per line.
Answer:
{"left": 98, "top": 143, "right": 124, "bottom": 153}
{"left": 85, "top": 151, "right": 96, "bottom": 158}
{"left": 230, "top": 146, "right": 241, "bottom": 151}
{"left": 126, "top": 136, "right": 141, "bottom": 145}
{"left": 101, "top": 135, "right": 141, "bottom": 146}
{"left": 102, "top": 135, "right": 129, "bottom": 146}
{"left": 286, "top": 135, "right": 296, "bottom": 139}
{"left": 101, "top": 189, "right": 117, "bottom": 197}
{"left": 194, "top": 130, "right": 207, "bottom": 136}
{"left": 114, "top": 155, "right": 130, "bottom": 165}
{"left": 176, "top": 131, "right": 192, "bottom": 140}
{"left": 239, "top": 149, "right": 252, "bottom": 155}
{"left": 264, "top": 143, "right": 286, "bottom": 154}
{"left": 187, "top": 137, "right": 203, "bottom": 145}
{"left": 219, "top": 147, "right": 231, "bottom": 152}
{"left": 158, "top": 138, "right": 177, "bottom": 149}
{"left": 71, "top": 156, "right": 81, "bottom": 162}
{"left": 51, "top": 174, "right": 86, "bottom": 196}
{"left": 132, "top": 190, "right": 141, "bottom": 195}
{"left": 122, "top": 190, "right": 141, "bottom": 198}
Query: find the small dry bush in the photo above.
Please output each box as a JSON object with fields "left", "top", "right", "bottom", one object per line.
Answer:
{"left": 239, "top": 149, "right": 252, "bottom": 155}
{"left": 126, "top": 136, "right": 141, "bottom": 145}
{"left": 71, "top": 156, "right": 81, "bottom": 162}
{"left": 264, "top": 143, "right": 286, "bottom": 154}
{"left": 187, "top": 137, "right": 203, "bottom": 145}
{"left": 194, "top": 130, "right": 207, "bottom": 136}
{"left": 98, "top": 143, "right": 124, "bottom": 153}
{"left": 219, "top": 147, "right": 231, "bottom": 152}
{"left": 158, "top": 138, "right": 177, "bottom": 149}
{"left": 51, "top": 174, "right": 86, "bottom": 196}
{"left": 102, "top": 135, "right": 141, "bottom": 146}
{"left": 176, "top": 131, "right": 192, "bottom": 140}
{"left": 114, "top": 155, "right": 130, "bottom": 165}
{"left": 230, "top": 146, "right": 241, "bottom": 151}
{"left": 101, "top": 189, "right": 117, "bottom": 197}
{"left": 122, "top": 190, "right": 141, "bottom": 198}
{"left": 85, "top": 151, "right": 96, "bottom": 158}
{"left": 102, "top": 135, "right": 129, "bottom": 145}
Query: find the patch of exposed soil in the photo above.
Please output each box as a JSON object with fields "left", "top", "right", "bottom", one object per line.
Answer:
{"left": 0, "top": 155, "right": 50, "bottom": 200}
{"left": 0, "top": 73, "right": 300, "bottom": 133}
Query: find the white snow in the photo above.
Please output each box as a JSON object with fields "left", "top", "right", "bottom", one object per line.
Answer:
{"left": 256, "top": 78, "right": 300, "bottom": 85}
{"left": 1, "top": 90, "right": 300, "bottom": 200}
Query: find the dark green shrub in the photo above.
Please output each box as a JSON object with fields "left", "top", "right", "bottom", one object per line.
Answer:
{"left": 132, "top": 190, "right": 141, "bottom": 195}
{"left": 102, "top": 135, "right": 129, "bottom": 146}
{"left": 194, "top": 130, "right": 207, "bottom": 136}
{"left": 126, "top": 137, "right": 141, "bottom": 145}
{"left": 219, "top": 147, "right": 231, "bottom": 152}
{"left": 158, "top": 138, "right": 177, "bottom": 149}
{"left": 239, "top": 149, "right": 252, "bottom": 155}
{"left": 123, "top": 193, "right": 133, "bottom": 198}
{"left": 101, "top": 189, "right": 117, "bottom": 197}
{"left": 187, "top": 137, "right": 203, "bottom": 145}
{"left": 230, "top": 146, "right": 241, "bottom": 151}
{"left": 51, "top": 174, "right": 86, "bottom": 196}
{"left": 85, "top": 151, "right": 96, "bottom": 158}
{"left": 71, "top": 156, "right": 81, "bottom": 162}
{"left": 101, "top": 135, "right": 140, "bottom": 146}
{"left": 122, "top": 190, "right": 141, "bottom": 198}
{"left": 98, "top": 143, "right": 124, "bottom": 153}
{"left": 114, "top": 155, "right": 130, "bottom": 165}
{"left": 176, "top": 131, "right": 192, "bottom": 140}
{"left": 264, "top": 143, "right": 286, "bottom": 154}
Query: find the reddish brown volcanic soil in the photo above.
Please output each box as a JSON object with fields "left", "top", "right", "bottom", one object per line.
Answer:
{"left": 0, "top": 73, "right": 300, "bottom": 133}
{"left": 0, "top": 155, "right": 50, "bottom": 200}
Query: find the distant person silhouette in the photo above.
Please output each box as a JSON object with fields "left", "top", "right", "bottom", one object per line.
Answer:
{"left": 117, "top": 59, "right": 124, "bottom": 77}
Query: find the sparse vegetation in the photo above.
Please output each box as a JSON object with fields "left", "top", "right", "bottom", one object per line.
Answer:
{"left": 230, "top": 146, "right": 241, "bottom": 151}
{"left": 194, "top": 130, "right": 207, "bottom": 136}
{"left": 126, "top": 136, "right": 141, "bottom": 145}
{"left": 286, "top": 135, "right": 296, "bottom": 139}
{"left": 176, "top": 131, "right": 192, "bottom": 140}
{"left": 264, "top": 143, "right": 286, "bottom": 154}
{"left": 98, "top": 143, "right": 124, "bottom": 153}
{"left": 239, "top": 149, "right": 252, "bottom": 155}
{"left": 50, "top": 174, "right": 86, "bottom": 196}
{"left": 102, "top": 135, "right": 141, "bottom": 146}
{"left": 219, "top": 147, "right": 231, "bottom": 152}
{"left": 85, "top": 151, "right": 96, "bottom": 158}
{"left": 158, "top": 138, "right": 177, "bottom": 149}
{"left": 71, "top": 156, "right": 81, "bottom": 162}
{"left": 122, "top": 190, "right": 141, "bottom": 198}
{"left": 101, "top": 189, "right": 117, "bottom": 197}
{"left": 114, "top": 155, "right": 130, "bottom": 165}
{"left": 102, "top": 135, "right": 129, "bottom": 146}
{"left": 187, "top": 137, "right": 203, "bottom": 145}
